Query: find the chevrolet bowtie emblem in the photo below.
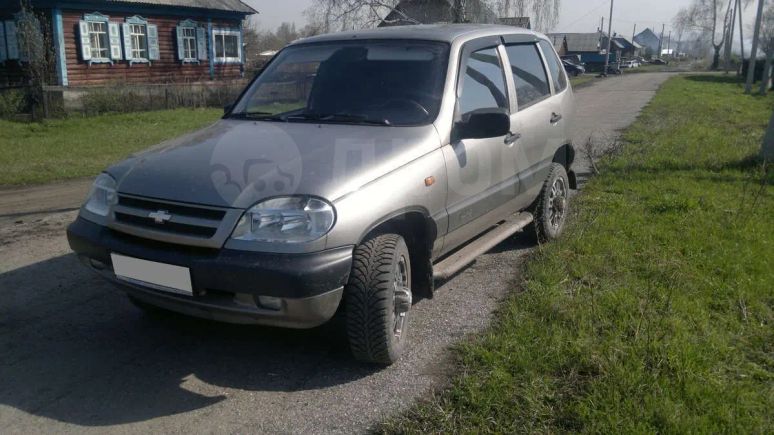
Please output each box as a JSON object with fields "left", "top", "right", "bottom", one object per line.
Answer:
{"left": 148, "top": 210, "right": 172, "bottom": 224}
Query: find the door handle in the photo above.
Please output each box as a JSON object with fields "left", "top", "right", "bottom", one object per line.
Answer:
{"left": 504, "top": 132, "right": 521, "bottom": 145}
{"left": 550, "top": 112, "right": 563, "bottom": 124}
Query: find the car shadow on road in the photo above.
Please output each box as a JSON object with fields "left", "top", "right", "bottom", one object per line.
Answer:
{"left": 0, "top": 253, "right": 379, "bottom": 427}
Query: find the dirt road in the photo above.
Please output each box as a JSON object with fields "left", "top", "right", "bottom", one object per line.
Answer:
{"left": 0, "top": 73, "right": 673, "bottom": 434}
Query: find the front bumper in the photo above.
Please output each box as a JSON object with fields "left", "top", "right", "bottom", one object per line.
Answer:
{"left": 67, "top": 217, "right": 353, "bottom": 328}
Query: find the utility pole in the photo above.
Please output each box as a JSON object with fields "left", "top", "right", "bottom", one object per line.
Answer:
{"left": 738, "top": 0, "right": 746, "bottom": 75}
{"left": 667, "top": 31, "right": 672, "bottom": 53}
{"left": 745, "top": 0, "right": 765, "bottom": 94}
{"left": 603, "top": 0, "right": 614, "bottom": 76}
{"left": 658, "top": 24, "right": 665, "bottom": 57}
{"left": 601, "top": 16, "right": 604, "bottom": 33}
{"left": 632, "top": 23, "right": 636, "bottom": 44}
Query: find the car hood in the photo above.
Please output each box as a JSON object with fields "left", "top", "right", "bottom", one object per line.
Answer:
{"left": 108, "top": 119, "right": 441, "bottom": 209}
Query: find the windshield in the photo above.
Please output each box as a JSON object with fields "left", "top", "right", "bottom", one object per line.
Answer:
{"left": 229, "top": 40, "right": 450, "bottom": 126}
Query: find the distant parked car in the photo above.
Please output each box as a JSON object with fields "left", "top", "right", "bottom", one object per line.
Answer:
{"left": 651, "top": 58, "right": 668, "bottom": 65}
{"left": 563, "top": 60, "right": 585, "bottom": 76}
{"left": 620, "top": 59, "right": 640, "bottom": 68}
{"left": 561, "top": 55, "right": 584, "bottom": 66}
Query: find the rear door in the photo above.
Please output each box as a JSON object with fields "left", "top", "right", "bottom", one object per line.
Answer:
{"left": 537, "top": 39, "right": 573, "bottom": 165}
{"left": 501, "top": 40, "right": 555, "bottom": 204}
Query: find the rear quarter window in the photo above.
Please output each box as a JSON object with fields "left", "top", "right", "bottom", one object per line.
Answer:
{"left": 538, "top": 40, "right": 568, "bottom": 93}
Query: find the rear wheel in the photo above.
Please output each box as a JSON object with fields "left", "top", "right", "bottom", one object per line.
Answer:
{"left": 344, "top": 233, "right": 412, "bottom": 365}
{"left": 531, "top": 163, "right": 570, "bottom": 242}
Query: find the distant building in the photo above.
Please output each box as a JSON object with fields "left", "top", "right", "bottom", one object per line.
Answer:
{"left": 547, "top": 31, "right": 622, "bottom": 66}
{"left": 613, "top": 36, "right": 642, "bottom": 59}
{"left": 634, "top": 28, "right": 661, "bottom": 55}
{"left": 379, "top": 0, "right": 497, "bottom": 27}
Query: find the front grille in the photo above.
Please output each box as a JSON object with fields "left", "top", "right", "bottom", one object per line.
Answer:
{"left": 113, "top": 194, "right": 227, "bottom": 240}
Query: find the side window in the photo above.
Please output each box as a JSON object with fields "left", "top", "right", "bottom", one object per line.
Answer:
{"left": 458, "top": 46, "right": 508, "bottom": 116}
{"left": 77, "top": 13, "right": 122, "bottom": 64}
{"left": 213, "top": 29, "right": 242, "bottom": 64}
{"left": 538, "top": 40, "right": 567, "bottom": 92}
{"left": 176, "top": 20, "right": 207, "bottom": 63}
{"left": 504, "top": 44, "right": 550, "bottom": 109}
{"left": 122, "top": 16, "right": 159, "bottom": 64}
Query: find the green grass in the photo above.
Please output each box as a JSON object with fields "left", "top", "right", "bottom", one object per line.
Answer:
{"left": 382, "top": 75, "right": 774, "bottom": 433}
{"left": 0, "top": 108, "right": 221, "bottom": 185}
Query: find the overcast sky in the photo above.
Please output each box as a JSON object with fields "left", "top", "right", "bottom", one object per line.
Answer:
{"left": 242, "top": 0, "right": 756, "bottom": 43}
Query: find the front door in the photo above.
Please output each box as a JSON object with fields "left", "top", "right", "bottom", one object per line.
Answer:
{"left": 442, "top": 39, "right": 517, "bottom": 252}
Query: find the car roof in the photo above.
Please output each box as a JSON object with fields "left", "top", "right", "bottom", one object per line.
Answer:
{"left": 291, "top": 24, "right": 542, "bottom": 46}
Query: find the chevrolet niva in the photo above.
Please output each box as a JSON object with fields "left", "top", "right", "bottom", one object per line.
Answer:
{"left": 68, "top": 24, "right": 576, "bottom": 364}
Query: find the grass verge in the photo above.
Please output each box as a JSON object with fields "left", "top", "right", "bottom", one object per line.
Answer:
{"left": 382, "top": 75, "right": 773, "bottom": 433}
{"left": 0, "top": 108, "right": 221, "bottom": 186}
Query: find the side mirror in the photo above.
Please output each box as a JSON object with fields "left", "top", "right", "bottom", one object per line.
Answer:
{"left": 454, "top": 109, "right": 510, "bottom": 141}
{"left": 224, "top": 103, "right": 233, "bottom": 115}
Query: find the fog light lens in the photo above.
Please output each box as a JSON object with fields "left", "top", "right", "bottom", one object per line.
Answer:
{"left": 257, "top": 296, "right": 282, "bottom": 311}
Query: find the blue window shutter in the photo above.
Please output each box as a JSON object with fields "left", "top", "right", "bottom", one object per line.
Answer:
{"left": 108, "top": 22, "right": 122, "bottom": 60}
{"left": 0, "top": 22, "right": 7, "bottom": 62}
{"left": 196, "top": 26, "right": 207, "bottom": 61}
{"left": 176, "top": 25, "right": 185, "bottom": 61}
{"left": 147, "top": 23, "right": 159, "bottom": 60}
{"left": 122, "top": 22, "right": 132, "bottom": 60}
{"left": 5, "top": 20, "right": 18, "bottom": 60}
{"left": 78, "top": 20, "right": 91, "bottom": 61}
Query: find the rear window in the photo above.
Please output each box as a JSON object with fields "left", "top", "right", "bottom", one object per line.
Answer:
{"left": 539, "top": 40, "right": 568, "bottom": 93}
{"left": 504, "top": 44, "right": 550, "bottom": 109}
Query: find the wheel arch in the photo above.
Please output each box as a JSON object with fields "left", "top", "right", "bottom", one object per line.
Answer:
{"left": 358, "top": 208, "right": 438, "bottom": 299}
{"left": 553, "top": 143, "right": 577, "bottom": 189}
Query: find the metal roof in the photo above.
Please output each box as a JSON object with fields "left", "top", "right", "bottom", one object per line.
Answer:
{"left": 295, "top": 24, "right": 539, "bottom": 45}
{"left": 547, "top": 32, "right": 603, "bottom": 52}
{"left": 102, "top": 0, "right": 256, "bottom": 14}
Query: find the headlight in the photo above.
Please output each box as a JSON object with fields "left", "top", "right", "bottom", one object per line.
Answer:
{"left": 84, "top": 173, "right": 117, "bottom": 217}
{"left": 231, "top": 196, "right": 335, "bottom": 243}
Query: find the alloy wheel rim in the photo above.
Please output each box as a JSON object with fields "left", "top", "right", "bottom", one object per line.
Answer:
{"left": 548, "top": 178, "right": 567, "bottom": 229}
{"left": 392, "top": 254, "right": 411, "bottom": 340}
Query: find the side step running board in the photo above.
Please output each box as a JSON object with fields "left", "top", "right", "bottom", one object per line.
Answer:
{"left": 433, "top": 212, "right": 533, "bottom": 281}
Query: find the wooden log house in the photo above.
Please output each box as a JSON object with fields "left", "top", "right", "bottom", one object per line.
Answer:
{"left": 0, "top": 0, "right": 257, "bottom": 88}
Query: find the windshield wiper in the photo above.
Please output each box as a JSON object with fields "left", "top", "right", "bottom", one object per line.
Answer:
{"left": 285, "top": 112, "right": 390, "bottom": 126}
{"left": 321, "top": 113, "right": 391, "bottom": 126}
{"left": 228, "top": 111, "right": 287, "bottom": 121}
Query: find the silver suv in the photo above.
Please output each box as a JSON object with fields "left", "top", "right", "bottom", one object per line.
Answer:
{"left": 68, "top": 24, "right": 576, "bottom": 364}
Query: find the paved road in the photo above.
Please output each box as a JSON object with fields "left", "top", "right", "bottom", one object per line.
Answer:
{"left": 0, "top": 73, "right": 673, "bottom": 434}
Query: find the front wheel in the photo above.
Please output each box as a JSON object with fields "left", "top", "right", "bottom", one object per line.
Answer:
{"left": 531, "top": 163, "right": 570, "bottom": 243}
{"left": 345, "top": 233, "right": 412, "bottom": 365}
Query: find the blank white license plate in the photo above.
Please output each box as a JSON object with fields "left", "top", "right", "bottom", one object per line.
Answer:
{"left": 111, "top": 253, "right": 193, "bottom": 296}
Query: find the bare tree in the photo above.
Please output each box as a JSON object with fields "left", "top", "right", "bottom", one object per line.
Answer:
{"left": 305, "top": 0, "right": 561, "bottom": 32}
{"left": 673, "top": 8, "right": 692, "bottom": 54}
{"left": 304, "top": 0, "right": 404, "bottom": 31}
{"left": 16, "top": 0, "right": 56, "bottom": 119}
{"left": 755, "top": 3, "right": 774, "bottom": 57}
{"left": 677, "top": 0, "right": 733, "bottom": 70}
{"left": 756, "top": 3, "right": 774, "bottom": 93}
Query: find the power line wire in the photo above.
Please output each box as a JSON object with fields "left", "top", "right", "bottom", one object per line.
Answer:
{"left": 559, "top": 0, "right": 610, "bottom": 30}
